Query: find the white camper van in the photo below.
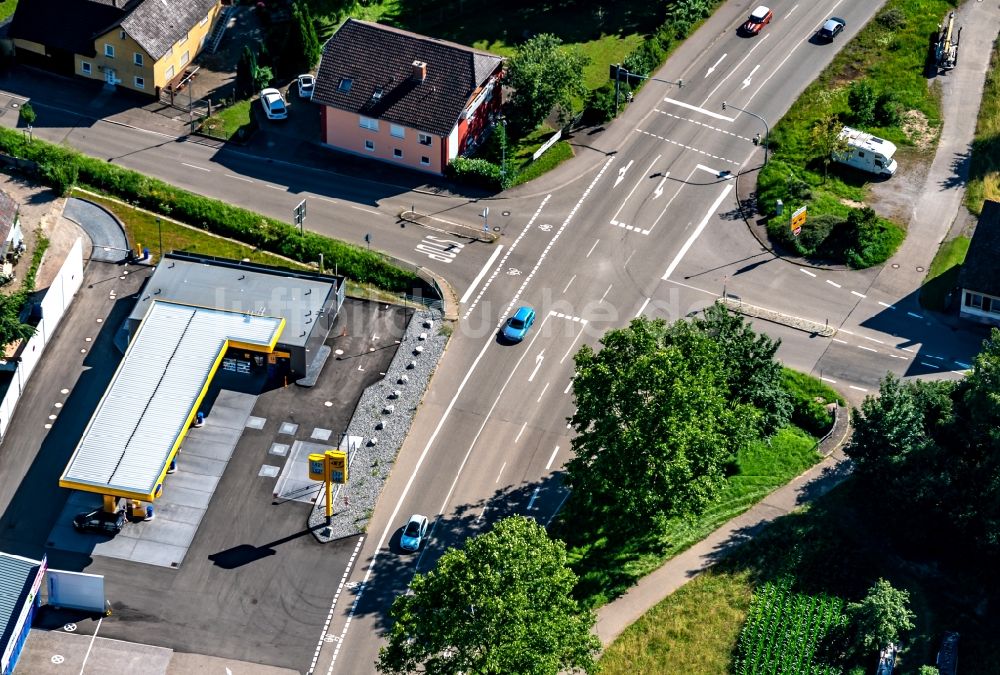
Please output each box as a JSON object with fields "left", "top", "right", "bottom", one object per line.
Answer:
{"left": 832, "top": 126, "right": 897, "bottom": 177}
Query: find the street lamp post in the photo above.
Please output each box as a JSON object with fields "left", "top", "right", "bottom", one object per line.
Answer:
{"left": 722, "top": 101, "right": 769, "bottom": 165}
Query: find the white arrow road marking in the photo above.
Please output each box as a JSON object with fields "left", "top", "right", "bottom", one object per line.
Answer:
{"left": 614, "top": 159, "right": 634, "bottom": 188}
{"left": 741, "top": 64, "right": 760, "bottom": 89}
{"left": 610, "top": 156, "right": 660, "bottom": 225}
{"left": 653, "top": 174, "right": 668, "bottom": 198}
{"left": 528, "top": 349, "right": 545, "bottom": 382}
{"left": 705, "top": 53, "right": 727, "bottom": 77}
{"left": 701, "top": 34, "right": 769, "bottom": 105}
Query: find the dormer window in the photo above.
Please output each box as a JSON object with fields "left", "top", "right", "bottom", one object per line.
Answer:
{"left": 338, "top": 78, "right": 352, "bottom": 93}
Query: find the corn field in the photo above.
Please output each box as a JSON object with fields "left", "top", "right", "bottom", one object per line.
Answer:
{"left": 732, "top": 577, "right": 846, "bottom": 674}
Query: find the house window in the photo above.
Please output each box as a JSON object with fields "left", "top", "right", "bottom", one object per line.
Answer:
{"left": 134, "top": 53, "right": 143, "bottom": 66}
{"left": 104, "top": 44, "right": 115, "bottom": 58}
{"left": 165, "top": 65, "right": 175, "bottom": 80}
{"left": 420, "top": 156, "right": 430, "bottom": 166}
{"left": 390, "top": 124, "right": 405, "bottom": 139}
{"left": 393, "top": 148, "right": 403, "bottom": 158}
{"left": 339, "top": 78, "right": 352, "bottom": 92}
{"left": 359, "top": 116, "right": 378, "bottom": 131}
{"left": 967, "top": 292, "right": 984, "bottom": 309}
{"left": 81, "top": 61, "right": 92, "bottom": 75}
{"left": 365, "top": 140, "right": 375, "bottom": 152}
{"left": 418, "top": 133, "right": 432, "bottom": 146}
{"left": 134, "top": 76, "right": 145, "bottom": 89}
{"left": 180, "top": 51, "right": 190, "bottom": 66}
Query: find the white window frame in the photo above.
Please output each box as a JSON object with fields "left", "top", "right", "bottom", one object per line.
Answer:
{"left": 393, "top": 148, "right": 403, "bottom": 158}
{"left": 180, "top": 50, "right": 190, "bottom": 66}
{"left": 359, "top": 116, "right": 378, "bottom": 131}
{"left": 364, "top": 139, "right": 375, "bottom": 152}
{"left": 134, "top": 52, "right": 143, "bottom": 66}
{"left": 390, "top": 124, "right": 405, "bottom": 139}
{"left": 420, "top": 156, "right": 431, "bottom": 166}
{"left": 81, "top": 61, "right": 92, "bottom": 75}
{"left": 134, "top": 76, "right": 145, "bottom": 89}
{"left": 165, "top": 65, "right": 175, "bottom": 80}
{"left": 200, "top": 15, "right": 210, "bottom": 26}
{"left": 418, "top": 133, "right": 432, "bottom": 146}
{"left": 104, "top": 44, "right": 115, "bottom": 58}
{"left": 177, "top": 34, "right": 188, "bottom": 47}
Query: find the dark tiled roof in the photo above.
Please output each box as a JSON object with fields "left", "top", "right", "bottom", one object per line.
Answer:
{"left": 313, "top": 19, "right": 503, "bottom": 138}
{"left": 960, "top": 200, "right": 1000, "bottom": 297}
{"left": 0, "top": 190, "right": 17, "bottom": 245}
{"left": 10, "top": 0, "right": 126, "bottom": 56}
{"left": 121, "top": 0, "right": 218, "bottom": 60}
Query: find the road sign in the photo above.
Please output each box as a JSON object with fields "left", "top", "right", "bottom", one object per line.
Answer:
{"left": 791, "top": 205, "right": 807, "bottom": 237}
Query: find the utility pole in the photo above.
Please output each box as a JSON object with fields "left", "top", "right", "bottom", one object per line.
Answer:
{"left": 722, "top": 101, "right": 769, "bottom": 165}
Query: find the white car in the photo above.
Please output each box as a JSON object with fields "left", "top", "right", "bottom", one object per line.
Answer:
{"left": 400, "top": 514, "right": 428, "bottom": 552}
{"left": 259, "top": 88, "right": 287, "bottom": 120}
{"left": 297, "top": 74, "right": 315, "bottom": 100}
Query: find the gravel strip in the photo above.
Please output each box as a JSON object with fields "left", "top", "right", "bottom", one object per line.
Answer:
{"left": 310, "top": 308, "right": 448, "bottom": 541}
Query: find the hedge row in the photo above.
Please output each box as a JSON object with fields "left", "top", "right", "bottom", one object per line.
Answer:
{"left": 0, "top": 129, "right": 419, "bottom": 292}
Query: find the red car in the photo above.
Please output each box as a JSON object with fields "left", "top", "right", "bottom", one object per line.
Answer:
{"left": 740, "top": 5, "right": 773, "bottom": 36}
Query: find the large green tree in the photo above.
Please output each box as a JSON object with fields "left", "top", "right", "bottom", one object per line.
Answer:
{"left": 504, "top": 34, "right": 589, "bottom": 131}
{"left": 0, "top": 291, "right": 35, "bottom": 348}
{"left": 566, "top": 316, "right": 757, "bottom": 525}
{"left": 845, "top": 579, "right": 915, "bottom": 654}
{"left": 377, "top": 517, "right": 599, "bottom": 675}
{"left": 278, "top": 3, "right": 321, "bottom": 76}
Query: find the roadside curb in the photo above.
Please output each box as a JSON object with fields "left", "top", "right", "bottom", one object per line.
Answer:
{"left": 399, "top": 210, "right": 498, "bottom": 244}
{"left": 721, "top": 296, "right": 837, "bottom": 337}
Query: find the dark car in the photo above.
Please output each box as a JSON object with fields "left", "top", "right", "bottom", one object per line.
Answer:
{"left": 502, "top": 306, "right": 536, "bottom": 343}
{"left": 739, "top": 5, "right": 773, "bottom": 36}
{"left": 73, "top": 508, "right": 126, "bottom": 535}
{"left": 818, "top": 17, "right": 846, "bottom": 41}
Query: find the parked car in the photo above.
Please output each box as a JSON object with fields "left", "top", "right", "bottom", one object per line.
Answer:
{"left": 739, "top": 5, "right": 773, "bottom": 36}
{"left": 818, "top": 17, "right": 846, "bottom": 41}
{"left": 400, "top": 514, "right": 428, "bottom": 552}
{"left": 72, "top": 508, "right": 126, "bottom": 535}
{"left": 502, "top": 306, "right": 536, "bottom": 343}
{"left": 260, "top": 88, "right": 288, "bottom": 120}
{"left": 297, "top": 74, "right": 315, "bottom": 99}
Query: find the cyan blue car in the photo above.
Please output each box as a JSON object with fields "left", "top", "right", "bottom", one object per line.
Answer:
{"left": 502, "top": 306, "right": 536, "bottom": 343}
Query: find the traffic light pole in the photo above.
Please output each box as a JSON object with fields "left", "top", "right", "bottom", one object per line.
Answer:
{"left": 611, "top": 64, "right": 683, "bottom": 116}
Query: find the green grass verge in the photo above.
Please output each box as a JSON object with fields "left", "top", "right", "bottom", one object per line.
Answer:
{"left": 199, "top": 99, "right": 253, "bottom": 140}
{"left": 599, "top": 570, "right": 753, "bottom": 675}
{"left": 508, "top": 126, "right": 575, "bottom": 186}
{"left": 965, "top": 34, "right": 1000, "bottom": 215}
{"left": 920, "top": 235, "right": 970, "bottom": 311}
{"left": 0, "top": 0, "right": 18, "bottom": 22}
{"left": 756, "top": 0, "right": 952, "bottom": 267}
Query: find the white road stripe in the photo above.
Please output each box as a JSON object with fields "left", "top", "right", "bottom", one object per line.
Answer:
{"left": 586, "top": 239, "right": 600, "bottom": 258}
{"left": 536, "top": 382, "right": 550, "bottom": 402}
{"left": 851, "top": 291, "right": 867, "bottom": 298}
{"left": 663, "top": 97, "right": 734, "bottom": 121}
{"left": 849, "top": 385, "right": 868, "bottom": 392}
{"left": 859, "top": 345, "right": 878, "bottom": 352}
{"left": 826, "top": 280, "right": 842, "bottom": 288}
{"left": 907, "top": 311, "right": 924, "bottom": 319}
{"left": 545, "top": 446, "right": 560, "bottom": 471}
{"left": 181, "top": 162, "right": 210, "bottom": 172}
{"left": 225, "top": 173, "right": 253, "bottom": 183}
{"left": 921, "top": 361, "right": 941, "bottom": 369}
{"left": 662, "top": 184, "right": 733, "bottom": 280}
{"left": 878, "top": 301, "right": 897, "bottom": 309}
{"left": 820, "top": 377, "right": 838, "bottom": 384}
{"left": 635, "top": 297, "right": 651, "bottom": 317}
{"left": 460, "top": 245, "right": 505, "bottom": 303}
{"left": 800, "top": 268, "right": 816, "bottom": 277}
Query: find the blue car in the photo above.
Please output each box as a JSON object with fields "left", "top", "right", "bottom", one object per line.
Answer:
{"left": 400, "top": 514, "right": 428, "bottom": 552}
{"left": 502, "top": 306, "right": 536, "bottom": 343}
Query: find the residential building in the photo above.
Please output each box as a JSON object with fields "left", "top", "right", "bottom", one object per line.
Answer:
{"left": 312, "top": 19, "right": 503, "bottom": 175}
{"left": 9, "top": 0, "right": 222, "bottom": 96}
{"left": 959, "top": 199, "right": 1000, "bottom": 326}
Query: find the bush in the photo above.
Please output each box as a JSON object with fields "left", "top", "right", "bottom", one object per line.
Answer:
{"left": 847, "top": 80, "right": 877, "bottom": 126}
{"left": 447, "top": 157, "right": 510, "bottom": 191}
{"left": 875, "top": 91, "right": 903, "bottom": 127}
{"left": 19, "top": 103, "right": 36, "bottom": 126}
{"left": 842, "top": 207, "right": 905, "bottom": 268}
{"left": 876, "top": 7, "right": 907, "bottom": 30}
{"left": 623, "top": 39, "right": 664, "bottom": 79}
{"left": 781, "top": 368, "right": 842, "bottom": 436}
{"left": 584, "top": 83, "right": 618, "bottom": 125}
{"left": 794, "top": 213, "right": 844, "bottom": 257}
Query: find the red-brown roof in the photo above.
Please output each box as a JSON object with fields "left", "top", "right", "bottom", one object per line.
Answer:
{"left": 313, "top": 19, "right": 503, "bottom": 138}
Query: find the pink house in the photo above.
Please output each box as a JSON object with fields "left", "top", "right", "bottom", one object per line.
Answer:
{"left": 312, "top": 19, "right": 504, "bottom": 175}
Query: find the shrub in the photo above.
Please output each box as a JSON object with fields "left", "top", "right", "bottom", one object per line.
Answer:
{"left": 876, "top": 7, "right": 907, "bottom": 30}
{"left": 623, "top": 39, "right": 664, "bottom": 79}
{"left": 794, "top": 213, "right": 843, "bottom": 257}
{"left": 19, "top": 103, "right": 36, "bottom": 126}
{"left": 847, "top": 80, "right": 877, "bottom": 126}
{"left": 842, "top": 206, "right": 905, "bottom": 268}
{"left": 781, "top": 368, "right": 842, "bottom": 436}
{"left": 584, "top": 83, "right": 618, "bottom": 125}
{"left": 875, "top": 91, "right": 903, "bottom": 127}
{"left": 447, "top": 157, "right": 509, "bottom": 191}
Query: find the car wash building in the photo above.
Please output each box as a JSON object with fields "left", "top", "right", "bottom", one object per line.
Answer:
{"left": 0, "top": 553, "right": 46, "bottom": 675}
{"left": 59, "top": 253, "right": 344, "bottom": 511}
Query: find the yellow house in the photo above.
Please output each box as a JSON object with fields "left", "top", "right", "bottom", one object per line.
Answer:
{"left": 10, "top": 0, "right": 223, "bottom": 96}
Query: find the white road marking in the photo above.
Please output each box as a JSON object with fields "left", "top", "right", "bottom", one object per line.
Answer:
{"left": 460, "top": 245, "right": 505, "bottom": 303}
{"left": 705, "top": 53, "right": 727, "bottom": 77}
{"left": 610, "top": 156, "right": 660, "bottom": 227}
{"left": 653, "top": 175, "right": 668, "bottom": 198}
{"left": 536, "top": 382, "right": 550, "bottom": 402}
{"left": 515, "top": 422, "right": 528, "bottom": 442}
{"left": 700, "top": 34, "right": 770, "bottom": 105}
{"left": 741, "top": 64, "right": 761, "bottom": 89}
{"left": 638, "top": 130, "right": 739, "bottom": 166}
{"left": 878, "top": 301, "right": 897, "bottom": 310}
{"left": 564, "top": 380, "right": 573, "bottom": 394}
{"left": 786, "top": 3, "right": 800, "bottom": 18}
{"left": 901, "top": 347, "right": 916, "bottom": 353}
{"left": 826, "top": 280, "right": 842, "bottom": 288}
{"left": 635, "top": 297, "right": 651, "bottom": 317}
{"left": 624, "top": 251, "right": 635, "bottom": 266}
{"left": 696, "top": 163, "right": 732, "bottom": 177}
{"left": 955, "top": 361, "right": 971, "bottom": 368}
{"left": 662, "top": 184, "right": 733, "bottom": 280}
{"left": 560, "top": 319, "right": 589, "bottom": 365}
{"left": 562, "top": 274, "right": 577, "bottom": 293}
{"left": 308, "top": 537, "right": 364, "bottom": 673}
{"left": 743, "top": 12, "right": 833, "bottom": 108}
{"left": 265, "top": 184, "right": 284, "bottom": 191}
{"left": 526, "top": 487, "right": 541, "bottom": 510}
{"left": 225, "top": 173, "right": 253, "bottom": 183}
{"left": 920, "top": 361, "right": 941, "bottom": 369}
{"left": 907, "top": 311, "right": 924, "bottom": 319}
{"left": 349, "top": 204, "right": 378, "bottom": 215}
{"left": 79, "top": 617, "right": 103, "bottom": 675}
{"left": 476, "top": 507, "right": 488, "bottom": 524}
{"left": 654, "top": 109, "right": 751, "bottom": 141}
{"left": 849, "top": 385, "right": 868, "bottom": 392}
{"left": 664, "top": 97, "right": 735, "bottom": 121}
{"left": 646, "top": 165, "right": 698, "bottom": 235}
{"left": 832, "top": 338, "right": 848, "bottom": 344}
{"left": 859, "top": 345, "right": 878, "bottom": 353}
{"left": 951, "top": 370, "right": 970, "bottom": 375}
{"left": 181, "top": 162, "right": 210, "bottom": 172}
{"left": 528, "top": 350, "right": 545, "bottom": 382}
{"left": 546, "top": 446, "right": 560, "bottom": 470}
{"left": 317, "top": 196, "right": 337, "bottom": 204}
{"left": 601, "top": 284, "right": 613, "bottom": 302}
{"left": 586, "top": 239, "right": 600, "bottom": 258}
{"left": 496, "top": 462, "right": 507, "bottom": 483}
{"left": 926, "top": 355, "right": 944, "bottom": 360}
{"left": 800, "top": 268, "right": 817, "bottom": 277}
{"left": 614, "top": 160, "right": 634, "bottom": 188}
{"left": 851, "top": 291, "right": 867, "bottom": 298}
{"left": 862, "top": 336, "right": 885, "bottom": 344}
{"left": 820, "top": 377, "right": 838, "bottom": 384}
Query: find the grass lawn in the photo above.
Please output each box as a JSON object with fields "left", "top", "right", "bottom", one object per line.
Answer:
{"left": 920, "top": 235, "right": 970, "bottom": 311}
{"left": 965, "top": 32, "right": 1000, "bottom": 214}
{"left": 603, "top": 484, "right": 1000, "bottom": 674}
{"left": 199, "top": 99, "right": 253, "bottom": 140}
{"left": 756, "top": 0, "right": 952, "bottom": 266}
{"left": 0, "top": 0, "right": 17, "bottom": 22}
{"left": 599, "top": 570, "right": 753, "bottom": 675}
{"left": 508, "top": 126, "right": 574, "bottom": 186}
{"left": 567, "top": 424, "right": 823, "bottom": 609}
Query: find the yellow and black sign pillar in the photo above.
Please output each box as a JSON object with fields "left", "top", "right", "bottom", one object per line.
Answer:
{"left": 309, "top": 450, "right": 349, "bottom": 526}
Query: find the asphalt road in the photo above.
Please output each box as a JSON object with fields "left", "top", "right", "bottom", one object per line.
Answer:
{"left": 2, "top": 0, "right": 995, "bottom": 672}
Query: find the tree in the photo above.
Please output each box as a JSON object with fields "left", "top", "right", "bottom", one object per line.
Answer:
{"left": 566, "top": 317, "right": 757, "bottom": 526}
{"left": 809, "top": 113, "right": 847, "bottom": 179}
{"left": 377, "top": 517, "right": 599, "bottom": 675}
{"left": 504, "top": 34, "right": 589, "bottom": 131}
{"left": 0, "top": 291, "right": 36, "bottom": 348}
{"left": 847, "top": 80, "right": 877, "bottom": 126}
{"left": 235, "top": 45, "right": 257, "bottom": 99}
{"left": 845, "top": 579, "right": 915, "bottom": 654}
{"left": 695, "top": 303, "right": 791, "bottom": 436}
{"left": 278, "top": 3, "right": 321, "bottom": 76}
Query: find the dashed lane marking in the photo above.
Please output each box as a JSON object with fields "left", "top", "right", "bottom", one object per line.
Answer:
{"left": 637, "top": 129, "right": 739, "bottom": 166}
{"left": 800, "top": 268, "right": 816, "bottom": 278}
{"left": 826, "top": 280, "right": 842, "bottom": 288}
{"left": 653, "top": 108, "right": 750, "bottom": 141}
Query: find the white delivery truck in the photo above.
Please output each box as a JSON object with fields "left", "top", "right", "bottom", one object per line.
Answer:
{"left": 832, "top": 126, "right": 898, "bottom": 177}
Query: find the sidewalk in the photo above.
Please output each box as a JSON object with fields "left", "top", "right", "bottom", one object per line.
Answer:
{"left": 594, "top": 406, "right": 853, "bottom": 646}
